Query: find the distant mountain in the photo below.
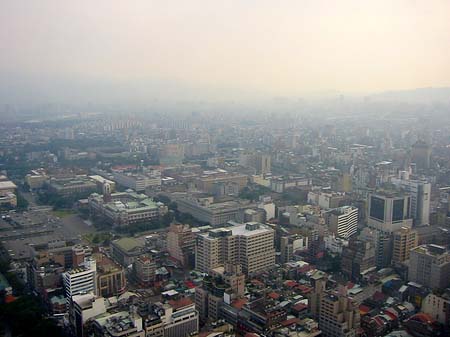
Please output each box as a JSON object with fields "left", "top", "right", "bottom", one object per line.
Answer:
{"left": 369, "top": 87, "right": 450, "bottom": 104}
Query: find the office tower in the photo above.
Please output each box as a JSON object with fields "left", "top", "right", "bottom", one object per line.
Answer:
{"left": 167, "top": 223, "right": 195, "bottom": 267}
{"left": 408, "top": 244, "right": 450, "bottom": 290}
{"left": 367, "top": 190, "right": 413, "bottom": 267}
{"left": 325, "top": 206, "right": 358, "bottom": 239}
{"left": 368, "top": 190, "right": 412, "bottom": 268}
{"left": 315, "top": 285, "right": 360, "bottom": 337}
{"left": 341, "top": 239, "right": 376, "bottom": 281}
{"left": 368, "top": 191, "right": 413, "bottom": 232}
{"left": 411, "top": 139, "right": 431, "bottom": 170}
{"left": 391, "top": 177, "right": 431, "bottom": 226}
{"left": 63, "top": 258, "right": 96, "bottom": 304}
{"left": 392, "top": 227, "right": 418, "bottom": 264}
{"left": 195, "top": 222, "right": 275, "bottom": 275}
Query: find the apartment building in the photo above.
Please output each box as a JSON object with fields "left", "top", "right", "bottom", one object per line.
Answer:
{"left": 166, "top": 223, "right": 195, "bottom": 267}
{"left": 408, "top": 244, "right": 450, "bottom": 290}
{"left": 392, "top": 226, "right": 418, "bottom": 264}
{"left": 195, "top": 222, "right": 275, "bottom": 275}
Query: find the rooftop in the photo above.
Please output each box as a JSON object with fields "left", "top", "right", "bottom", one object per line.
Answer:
{"left": 0, "top": 181, "right": 17, "bottom": 190}
{"left": 112, "top": 237, "right": 143, "bottom": 253}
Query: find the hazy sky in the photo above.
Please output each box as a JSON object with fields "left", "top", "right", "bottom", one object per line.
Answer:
{"left": 1, "top": 0, "right": 450, "bottom": 102}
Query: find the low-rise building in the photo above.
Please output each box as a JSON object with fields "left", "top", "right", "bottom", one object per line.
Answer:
{"left": 25, "top": 169, "right": 48, "bottom": 189}
{"left": 89, "top": 191, "right": 167, "bottom": 227}
{"left": 111, "top": 237, "right": 145, "bottom": 267}
{"left": 175, "top": 196, "right": 241, "bottom": 226}
{"left": 47, "top": 176, "right": 98, "bottom": 197}
{"left": 93, "top": 310, "right": 145, "bottom": 337}
{"left": 0, "top": 177, "right": 17, "bottom": 208}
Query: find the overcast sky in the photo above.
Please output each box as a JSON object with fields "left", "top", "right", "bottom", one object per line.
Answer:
{"left": 1, "top": 0, "right": 450, "bottom": 102}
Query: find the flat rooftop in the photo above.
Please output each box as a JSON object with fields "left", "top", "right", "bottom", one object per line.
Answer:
{"left": 0, "top": 181, "right": 17, "bottom": 190}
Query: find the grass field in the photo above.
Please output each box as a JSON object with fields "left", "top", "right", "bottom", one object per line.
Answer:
{"left": 51, "top": 209, "right": 76, "bottom": 218}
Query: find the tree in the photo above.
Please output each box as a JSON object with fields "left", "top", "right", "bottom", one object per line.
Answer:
{"left": 16, "top": 192, "right": 29, "bottom": 210}
{"left": 0, "top": 295, "right": 64, "bottom": 337}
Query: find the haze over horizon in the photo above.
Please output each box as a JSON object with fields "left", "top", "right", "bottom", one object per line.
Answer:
{"left": 1, "top": 1, "right": 450, "bottom": 104}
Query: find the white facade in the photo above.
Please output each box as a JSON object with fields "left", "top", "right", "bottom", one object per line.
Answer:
{"left": 421, "top": 293, "right": 450, "bottom": 324}
{"left": 328, "top": 206, "right": 358, "bottom": 239}
{"left": 63, "top": 260, "right": 96, "bottom": 304}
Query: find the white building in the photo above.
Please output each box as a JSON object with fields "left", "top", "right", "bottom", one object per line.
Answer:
{"left": 112, "top": 170, "right": 161, "bottom": 192}
{"left": 63, "top": 259, "right": 96, "bottom": 304}
{"left": 325, "top": 206, "right": 358, "bottom": 239}
{"left": 71, "top": 293, "right": 107, "bottom": 337}
{"left": 421, "top": 292, "right": 450, "bottom": 325}
{"left": 324, "top": 234, "right": 349, "bottom": 254}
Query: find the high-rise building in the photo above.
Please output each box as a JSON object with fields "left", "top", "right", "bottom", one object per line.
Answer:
{"left": 239, "top": 152, "right": 271, "bottom": 174}
{"left": 325, "top": 206, "right": 358, "bottom": 239}
{"left": 408, "top": 244, "right": 450, "bottom": 290}
{"left": 63, "top": 258, "right": 97, "bottom": 305}
{"left": 195, "top": 264, "right": 245, "bottom": 323}
{"left": 133, "top": 255, "right": 156, "bottom": 286}
{"left": 159, "top": 143, "right": 185, "bottom": 166}
{"left": 167, "top": 223, "right": 195, "bottom": 267}
{"left": 391, "top": 177, "right": 431, "bottom": 226}
{"left": 359, "top": 227, "right": 393, "bottom": 268}
{"left": 368, "top": 190, "right": 412, "bottom": 233}
{"left": 392, "top": 227, "right": 418, "bottom": 264}
{"left": 93, "top": 253, "right": 126, "bottom": 298}
{"left": 195, "top": 222, "right": 275, "bottom": 275}
{"left": 319, "top": 291, "right": 360, "bottom": 337}
{"left": 367, "top": 190, "right": 413, "bottom": 267}
{"left": 341, "top": 239, "right": 376, "bottom": 281}
{"left": 411, "top": 140, "right": 431, "bottom": 170}
{"left": 70, "top": 293, "right": 107, "bottom": 337}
